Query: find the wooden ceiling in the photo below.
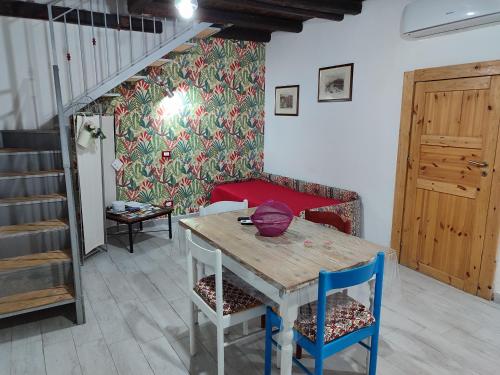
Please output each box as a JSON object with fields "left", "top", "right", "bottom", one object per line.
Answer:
{"left": 0, "top": 1, "right": 162, "bottom": 33}
{"left": 127, "top": 0, "right": 364, "bottom": 42}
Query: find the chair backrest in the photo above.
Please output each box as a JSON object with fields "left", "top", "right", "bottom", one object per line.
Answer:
{"left": 305, "top": 209, "right": 351, "bottom": 234}
{"left": 315, "top": 252, "right": 385, "bottom": 346}
{"left": 199, "top": 199, "right": 248, "bottom": 217}
{"left": 185, "top": 229, "right": 224, "bottom": 319}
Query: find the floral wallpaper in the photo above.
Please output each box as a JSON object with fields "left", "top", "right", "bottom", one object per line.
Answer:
{"left": 111, "top": 38, "right": 265, "bottom": 215}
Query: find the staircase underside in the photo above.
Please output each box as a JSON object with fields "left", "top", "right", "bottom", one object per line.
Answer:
{"left": 65, "top": 22, "right": 211, "bottom": 114}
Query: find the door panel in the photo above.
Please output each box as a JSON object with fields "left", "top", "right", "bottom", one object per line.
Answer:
{"left": 420, "top": 135, "right": 482, "bottom": 148}
{"left": 401, "top": 76, "right": 500, "bottom": 293}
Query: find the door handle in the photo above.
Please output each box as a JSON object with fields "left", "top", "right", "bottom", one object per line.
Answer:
{"left": 468, "top": 160, "right": 488, "bottom": 168}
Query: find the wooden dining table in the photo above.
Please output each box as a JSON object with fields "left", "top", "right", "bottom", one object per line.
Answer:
{"left": 179, "top": 208, "right": 393, "bottom": 375}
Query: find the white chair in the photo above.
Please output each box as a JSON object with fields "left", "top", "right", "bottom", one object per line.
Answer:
{"left": 196, "top": 200, "right": 248, "bottom": 272}
{"left": 186, "top": 229, "right": 266, "bottom": 375}
{"left": 199, "top": 199, "right": 248, "bottom": 217}
{"left": 198, "top": 199, "right": 252, "bottom": 335}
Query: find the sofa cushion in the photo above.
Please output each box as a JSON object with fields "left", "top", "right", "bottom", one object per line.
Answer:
{"left": 210, "top": 180, "right": 342, "bottom": 216}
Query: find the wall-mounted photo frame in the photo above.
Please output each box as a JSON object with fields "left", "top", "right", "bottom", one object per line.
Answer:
{"left": 275, "top": 85, "right": 299, "bottom": 116}
{"left": 318, "top": 63, "right": 354, "bottom": 102}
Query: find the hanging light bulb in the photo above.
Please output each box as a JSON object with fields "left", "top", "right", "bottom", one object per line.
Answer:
{"left": 175, "top": 0, "right": 198, "bottom": 19}
{"left": 158, "top": 92, "right": 185, "bottom": 117}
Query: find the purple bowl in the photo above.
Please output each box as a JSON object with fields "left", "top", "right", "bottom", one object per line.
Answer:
{"left": 251, "top": 200, "right": 293, "bottom": 237}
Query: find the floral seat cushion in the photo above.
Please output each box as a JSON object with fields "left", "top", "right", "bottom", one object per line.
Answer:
{"left": 194, "top": 275, "right": 262, "bottom": 315}
{"left": 294, "top": 292, "right": 375, "bottom": 344}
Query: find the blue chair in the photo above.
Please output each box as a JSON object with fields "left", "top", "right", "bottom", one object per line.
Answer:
{"left": 265, "top": 252, "right": 385, "bottom": 375}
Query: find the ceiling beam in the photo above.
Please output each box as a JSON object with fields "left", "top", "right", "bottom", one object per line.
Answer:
{"left": 0, "top": 1, "right": 162, "bottom": 34}
{"left": 216, "top": 27, "right": 272, "bottom": 43}
{"left": 207, "top": 0, "right": 344, "bottom": 21}
{"left": 197, "top": 7, "right": 303, "bottom": 32}
{"left": 129, "top": 1, "right": 303, "bottom": 33}
{"left": 128, "top": 0, "right": 155, "bottom": 14}
{"left": 258, "top": 0, "right": 362, "bottom": 16}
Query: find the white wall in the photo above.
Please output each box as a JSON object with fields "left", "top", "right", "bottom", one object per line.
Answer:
{"left": 264, "top": 0, "right": 500, "bottom": 290}
{"left": 0, "top": 17, "right": 57, "bottom": 130}
{"left": 0, "top": 15, "right": 126, "bottom": 130}
{"left": 0, "top": 12, "right": 176, "bottom": 130}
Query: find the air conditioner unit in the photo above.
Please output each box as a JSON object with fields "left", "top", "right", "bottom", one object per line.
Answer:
{"left": 401, "top": 0, "right": 500, "bottom": 39}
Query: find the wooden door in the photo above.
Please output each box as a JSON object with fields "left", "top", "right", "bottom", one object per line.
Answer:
{"left": 400, "top": 76, "right": 500, "bottom": 294}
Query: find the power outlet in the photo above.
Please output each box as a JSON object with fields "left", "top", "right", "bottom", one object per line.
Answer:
{"left": 165, "top": 200, "right": 174, "bottom": 208}
{"left": 162, "top": 150, "right": 172, "bottom": 159}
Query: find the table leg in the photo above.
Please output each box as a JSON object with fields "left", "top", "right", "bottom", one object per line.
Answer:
{"left": 128, "top": 223, "right": 134, "bottom": 253}
{"left": 279, "top": 297, "right": 298, "bottom": 375}
{"left": 139, "top": 221, "right": 143, "bottom": 231}
{"left": 168, "top": 212, "right": 172, "bottom": 239}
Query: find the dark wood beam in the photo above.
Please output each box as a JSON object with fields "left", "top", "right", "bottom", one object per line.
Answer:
{"left": 129, "top": 0, "right": 303, "bottom": 33}
{"left": 206, "top": 0, "right": 344, "bottom": 21}
{"left": 216, "top": 27, "right": 272, "bottom": 43}
{"left": 0, "top": 1, "right": 162, "bottom": 34}
{"left": 258, "top": 0, "right": 362, "bottom": 16}
{"left": 198, "top": 7, "right": 303, "bottom": 32}
{"left": 128, "top": 0, "right": 155, "bottom": 14}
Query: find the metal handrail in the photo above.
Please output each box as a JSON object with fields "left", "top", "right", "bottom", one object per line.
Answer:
{"left": 48, "top": 0, "right": 196, "bottom": 110}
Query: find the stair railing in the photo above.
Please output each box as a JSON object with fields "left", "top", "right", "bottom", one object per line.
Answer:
{"left": 46, "top": 0, "right": 210, "bottom": 324}
{"left": 47, "top": 0, "right": 208, "bottom": 113}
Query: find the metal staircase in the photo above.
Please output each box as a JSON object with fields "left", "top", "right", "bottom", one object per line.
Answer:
{"left": 0, "top": 0, "right": 210, "bottom": 324}
{"left": 0, "top": 130, "right": 75, "bottom": 318}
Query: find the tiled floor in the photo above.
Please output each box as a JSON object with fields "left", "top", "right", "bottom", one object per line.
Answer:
{"left": 1, "top": 221, "right": 500, "bottom": 375}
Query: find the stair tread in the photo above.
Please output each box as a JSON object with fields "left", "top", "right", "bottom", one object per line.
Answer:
{"left": 149, "top": 58, "right": 172, "bottom": 67}
{"left": 0, "top": 250, "right": 71, "bottom": 271}
{"left": 0, "top": 170, "right": 64, "bottom": 178}
{"left": 0, "top": 148, "right": 61, "bottom": 154}
{"left": 0, "top": 285, "right": 74, "bottom": 316}
{"left": 195, "top": 27, "right": 220, "bottom": 39}
{"left": 1, "top": 129, "right": 59, "bottom": 133}
{"left": 172, "top": 43, "right": 195, "bottom": 53}
{"left": 0, "top": 148, "right": 33, "bottom": 153}
{"left": 0, "top": 194, "right": 67, "bottom": 205}
{"left": 0, "top": 219, "right": 68, "bottom": 238}
{"left": 127, "top": 75, "right": 147, "bottom": 81}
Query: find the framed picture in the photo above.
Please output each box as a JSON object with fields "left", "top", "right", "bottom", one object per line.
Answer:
{"left": 275, "top": 85, "right": 299, "bottom": 116}
{"left": 318, "top": 63, "right": 354, "bottom": 102}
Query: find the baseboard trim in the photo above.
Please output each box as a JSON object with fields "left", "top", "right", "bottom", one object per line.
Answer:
{"left": 494, "top": 292, "right": 500, "bottom": 305}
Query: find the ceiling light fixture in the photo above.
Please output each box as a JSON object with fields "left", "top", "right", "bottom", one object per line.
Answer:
{"left": 175, "top": 0, "right": 198, "bottom": 19}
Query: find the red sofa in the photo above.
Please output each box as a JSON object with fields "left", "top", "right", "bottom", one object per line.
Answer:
{"left": 210, "top": 173, "right": 361, "bottom": 236}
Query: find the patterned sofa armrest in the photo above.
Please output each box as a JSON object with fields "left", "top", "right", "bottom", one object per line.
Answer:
{"left": 261, "top": 172, "right": 359, "bottom": 201}
{"left": 260, "top": 172, "right": 297, "bottom": 190}
{"left": 261, "top": 172, "right": 361, "bottom": 237}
